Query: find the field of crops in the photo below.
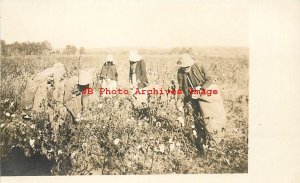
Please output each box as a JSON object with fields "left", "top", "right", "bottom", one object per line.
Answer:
{"left": 0, "top": 48, "right": 248, "bottom": 175}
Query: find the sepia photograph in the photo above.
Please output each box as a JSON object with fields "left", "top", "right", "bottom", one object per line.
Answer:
{"left": 1, "top": 0, "right": 249, "bottom": 176}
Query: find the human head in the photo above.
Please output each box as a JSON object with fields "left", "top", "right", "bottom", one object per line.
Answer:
{"left": 129, "top": 50, "right": 142, "bottom": 63}
{"left": 106, "top": 54, "right": 114, "bottom": 64}
{"left": 177, "top": 53, "right": 195, "bottom": 73}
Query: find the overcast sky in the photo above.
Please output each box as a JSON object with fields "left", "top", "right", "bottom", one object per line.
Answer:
{"left": 1, "top": 0, "right": 248, "bottom": 48}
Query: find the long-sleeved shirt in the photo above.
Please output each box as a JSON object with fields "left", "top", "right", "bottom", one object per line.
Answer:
{"left": 100, "top": 63, "right": 118, "bottom": 81}
{"left": 177, "top": 63, "right": 213, "bottom": 100}
{"left": 129, "top": 60, "right": 148, "bottom": 89}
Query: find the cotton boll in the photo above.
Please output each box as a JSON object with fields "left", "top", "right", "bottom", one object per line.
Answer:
{"left": 29, "top": 139, "right": 35, "bottom": 148}
{"left": 114, "top": 138, "right": 120, "bottom": 145}
{"left": 30, "top": 124, "right": 36, "bottom": 129}
{"left": 170, "top": 143, "right": 175, "bottom": 152}
{"left": 193, "top": 130, "right": 197, "bottom": 138}
{"left": 176, "top": 117, "right": 185, "bottom": 127}
{"left": 159, "top": 144, "right": 165, "bottom": 153}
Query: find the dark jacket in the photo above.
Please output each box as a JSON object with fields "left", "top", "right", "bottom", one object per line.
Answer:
{"left": 129, "top": 60, "right": 148, "bottom": 88}
{"left": 100, "top": 63, "right": 118, "bottom": 81}
{"left": 177, "top": 63, "right": 213, "bottom": 100}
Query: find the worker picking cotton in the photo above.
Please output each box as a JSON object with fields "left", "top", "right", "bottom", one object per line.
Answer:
{"left": 99, "top": 54, "right": 118, "bottom": 98}
{"left": 176, "top": 53, "right": 226, "bottom": 152}
{"left": 128, "top": 50, "right": 149, "bottom": 119}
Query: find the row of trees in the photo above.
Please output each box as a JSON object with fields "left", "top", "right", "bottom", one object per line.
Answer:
{"left": 64, "top": 45, "right": 85, "bottom": 55}
{"left": 1, "top": 39, "right": 194, "bottom": 56}
{"left": 1, "top": 40, "right": 85, "bottom": 56}
{"left": 1, "top": 40, "right": 52, "bottom": 56}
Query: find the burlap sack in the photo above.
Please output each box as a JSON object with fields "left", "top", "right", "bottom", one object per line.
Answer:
{"left": 198, "top": 84, "right": 226, "bottom": 134}
{"left": 64, "top": 76, "right": 82, "bottom": 119}
{"left": 21, "top": 68, "right": 54, "bottom": 110}
{"left": 31, "top": 81, "right": 49, "bottom": 113}
{"left": 65, "top": 95, "right": 82, "bottom": 119}
{"left": 52, "top": 80, "right": 65, "bottom": 107}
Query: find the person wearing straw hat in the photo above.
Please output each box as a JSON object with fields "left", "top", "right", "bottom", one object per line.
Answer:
{"left": 99, "top": 54, "right": 118, "bottom": 97}
{"left": 64, "top": 68, "right": 95, "bottom": 122}
{"left": 22, "top": 62, "right": 67, "bottom": 124}
{"left": 128, "top": 50, "right": 149, "bottom": 119}
{"left": 176, "top": 53, "right": 226, "bottom": 149}
{"left": 22, "top": 63, "right": 65, "bottom": 114}
{"left": 22, "top": 62, "right": 67, "bottom": 140}
{"left": 78, "top": 69, "right": 96, "bottom": 111}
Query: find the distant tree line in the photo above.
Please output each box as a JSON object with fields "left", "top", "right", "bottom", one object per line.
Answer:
{"left": 1, "top": 39, "right": 197, "bottom": 56}
{"left": 1, "top": 40, "right": 52, "bottom": 56}
{"left": 1, "top": 40, "right": 85, "bottom": 56}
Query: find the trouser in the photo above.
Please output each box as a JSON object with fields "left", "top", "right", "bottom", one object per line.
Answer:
{"left": 184, "top": 98, "right": 208, "bottom": 144}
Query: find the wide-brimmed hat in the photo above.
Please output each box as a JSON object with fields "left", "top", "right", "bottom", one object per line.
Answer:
{"left": 106, "top": 54, "right": 114, "bottom": 62}
{"left": 129, "top": 50, "right": 142, "bottom": 62}
{"left": 177, "top": 53, "right": 195, "bottom": 67}
{"left": 79, "top": 69, "right": 92, "bottom": 85}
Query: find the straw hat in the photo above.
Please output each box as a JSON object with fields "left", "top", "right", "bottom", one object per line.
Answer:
{"left": 106, "top": 54, "right": 114, "bottom": 62}
{"left": 129, "top": 50, "right": 142, "bottom": 62}
{"left": 177, "top": 53, "right": 195, "bottom": 67}
{"left": 79, "top": 69, "right": 92, "bottom": 85}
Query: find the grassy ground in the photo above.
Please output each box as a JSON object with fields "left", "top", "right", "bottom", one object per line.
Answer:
{"left": 0, "top": 49, "right": 248, "bottom": 174}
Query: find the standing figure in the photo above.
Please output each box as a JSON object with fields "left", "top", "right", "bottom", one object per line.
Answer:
{"left": 128, "top": 50, "right": 149, "bottom": 119}
{"left": 99, "top": 54, "right": 118, "bottom": 97}
{"left": 176, "top": 53, "right": 226, "bottom": 149}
